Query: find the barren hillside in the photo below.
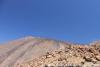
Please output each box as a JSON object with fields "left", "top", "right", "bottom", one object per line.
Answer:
{"left": 0, "top": 36, "right": 100, "bottom": 67}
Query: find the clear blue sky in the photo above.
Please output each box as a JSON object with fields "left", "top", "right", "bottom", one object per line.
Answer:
{"left": 0, "top": 0, "right": 100, "bottom": 44}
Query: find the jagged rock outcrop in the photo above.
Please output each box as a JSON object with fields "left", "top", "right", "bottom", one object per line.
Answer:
{"left": 0, "top": 36, "right": 100, "bottom": 67}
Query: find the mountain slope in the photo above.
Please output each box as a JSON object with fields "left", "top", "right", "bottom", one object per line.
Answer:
{"left": 0, "top": 36, "right": 100, "bottom": 67}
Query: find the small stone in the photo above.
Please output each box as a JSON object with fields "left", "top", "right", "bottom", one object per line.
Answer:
{"left": 84, "top": 56, "right": 92, "bottom": 62}
{"left": 91, "top": 58, "right": 97, "bottom": 63}
{"left": 46, "top": 55, "right": 52, "bottom": 58}
{"left": 96, "top": 55, "right": 100, "bottom": 61}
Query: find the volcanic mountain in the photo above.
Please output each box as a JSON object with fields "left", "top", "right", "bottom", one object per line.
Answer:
{"left": 0, "top": 36, "right": 100, "bottom": 67}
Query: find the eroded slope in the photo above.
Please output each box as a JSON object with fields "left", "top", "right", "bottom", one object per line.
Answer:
{"left": 0, "top": 37, "right": 100, "bottom": 67}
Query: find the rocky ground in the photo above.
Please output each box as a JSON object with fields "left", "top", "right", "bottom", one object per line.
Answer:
{"left": 0, "top": 36, "right": 100, "bottom": 67}
{"left": 19, "top": 42, "right": 100, "bottom": 67}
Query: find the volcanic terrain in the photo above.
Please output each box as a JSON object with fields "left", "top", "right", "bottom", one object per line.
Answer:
{"left": 0, "top": 36, "right": 100, "bottom": 67}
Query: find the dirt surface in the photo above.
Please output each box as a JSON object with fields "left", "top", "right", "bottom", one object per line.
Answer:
{"left": 0, "top": 36, "right": 100, "bottom": 67}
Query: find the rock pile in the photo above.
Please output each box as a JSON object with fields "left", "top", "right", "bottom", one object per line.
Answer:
{"left": 19, "top": 42, "right": 100, "bottom": 67}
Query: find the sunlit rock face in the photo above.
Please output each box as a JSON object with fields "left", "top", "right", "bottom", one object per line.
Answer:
{"left": 0, "top": 36, "right": 100, "bottom": 67}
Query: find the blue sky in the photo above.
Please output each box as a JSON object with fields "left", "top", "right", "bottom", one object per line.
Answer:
{"left": 0, "top": 0, "right": 100, "bottom": 44}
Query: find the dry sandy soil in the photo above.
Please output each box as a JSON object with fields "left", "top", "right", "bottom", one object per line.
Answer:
{"left": 0, "top": 36, "right": 100, "bottom": 67}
